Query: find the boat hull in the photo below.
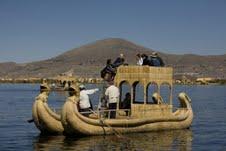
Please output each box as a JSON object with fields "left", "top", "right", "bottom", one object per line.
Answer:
{"left": 32, "top": 99, "right": 64, "bottom": 134}
{"left": 61, "top": 93, "right": 193, "bottom": 136}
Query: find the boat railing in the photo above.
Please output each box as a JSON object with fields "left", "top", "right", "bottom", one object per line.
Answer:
{"left": 80, "top": 109, "right": 131, "bottom": 119}
{"left": 79, "top": 106, "right": 189, "bottom": 119}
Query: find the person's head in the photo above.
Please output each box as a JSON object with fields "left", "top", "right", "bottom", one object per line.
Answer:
{"left": 68, "top": 84, "right": 80, "bottom": 96}
{"left": 136, "top": 53, "right": 141, "bottom": 58}
{"left": 40, "top": 83, "right": 50, "bottom": 94}
{"left": 106, "top": 59, "right": 111, "bottom": 65}
{"left": 141, "top": 54, "right": 148, "bottom": 59}
{"left": 125, "top": 92, "right": 131, "bottom": 99}
{"left": 79, "top": 84, "right": 86, "bottom": 91}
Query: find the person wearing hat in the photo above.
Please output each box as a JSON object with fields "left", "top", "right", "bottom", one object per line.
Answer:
{"left": 79, "top": 84, "right": 99, "bottom": 116}
{"left": 150, "top": 52, "right": 165, "bottom": 67}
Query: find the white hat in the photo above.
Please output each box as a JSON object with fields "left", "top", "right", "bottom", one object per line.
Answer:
{"left": 151, "top": 52, "right": 158, "bottom": 56}
{"left": 79, "top": 84, "right": 85, "bottom": 89}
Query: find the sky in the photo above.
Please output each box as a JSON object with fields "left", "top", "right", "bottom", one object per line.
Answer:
{"left": 0, "top": 0, "right": 226, "bottom": 63}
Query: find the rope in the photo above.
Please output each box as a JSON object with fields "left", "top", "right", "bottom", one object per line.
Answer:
{"left": 89, "top": 109, "right": 123, "bottom": 138}
{"left": 97, "top": 83, "right": 104, "bottom": 110}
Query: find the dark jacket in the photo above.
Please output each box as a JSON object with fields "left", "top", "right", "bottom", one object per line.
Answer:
{"left": 100, "top": 64, "right": 116, "bottom": 78}
{"left": 150, "top": 56, "right": 164, "bottom": 67}
{"left": 112, "top": 57, "right": 125, "bottom": 68}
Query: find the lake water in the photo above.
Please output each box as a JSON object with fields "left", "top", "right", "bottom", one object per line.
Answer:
{"left": 0, "top": 84, "right": 226, "bottom": 150}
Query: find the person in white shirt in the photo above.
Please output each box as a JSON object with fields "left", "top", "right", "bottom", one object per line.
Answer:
{"left": 136, "top": 53, "right": 143, "bottom": 65}
{"left": 105, "top": 82, "right": 120, "bottom": 118}
{"left": 79, "top": 84, "right": 99, "bottom": 116}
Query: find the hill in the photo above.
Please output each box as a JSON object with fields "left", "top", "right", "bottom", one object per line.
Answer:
{"left": 0, "top": 38, "right": 225, "bottom": 78}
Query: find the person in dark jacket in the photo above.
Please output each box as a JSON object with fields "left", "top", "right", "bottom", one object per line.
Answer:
{"left": 141, "top": 54, "right": 149, "bottom": 66}
{"left": 141, "top": 54, "right": 154, "bottom": 66}
{"left": 122, "top": 92, "right": 131, "bottom": 116}
{"left": 112, "top": 53, "right": 125, "bottom": 68}
{"left": 101, "top": 54, "right": 126, "bottom": 82}
{"left": 101, "top": 59, "right": 117, "bottom": 81}
{"left": 150, "top": 52, "right": 164, "bottom": 67}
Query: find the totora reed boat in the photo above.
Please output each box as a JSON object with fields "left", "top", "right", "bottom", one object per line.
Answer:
{"left": 32, "top": 92, "right": 64, "bottom": 134}
{"left": 61, "top": 66, "right": 193, "bottom": 136}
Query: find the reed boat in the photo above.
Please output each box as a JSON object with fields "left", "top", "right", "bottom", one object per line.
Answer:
{"left": 32, "top": 93, "right": 64, "bottom": 134}
{"left": 61, "top": 66, "right": 193, "bottom": 136}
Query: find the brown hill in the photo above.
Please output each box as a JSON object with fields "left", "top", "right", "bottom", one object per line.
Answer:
{"left": 0, "top": 38, "right": 225, "bottom": 78}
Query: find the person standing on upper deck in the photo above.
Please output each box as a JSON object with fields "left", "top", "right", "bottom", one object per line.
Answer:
{"left": 150, "top": 52, "right": 165, "bottom": 67}
{"left": 100, "top": 59, "right": 116, "bottom": 82}
{"left": 136, "top": 53, "right": 143, "bottom": 66}
{"left": 104, "top": 81, "right": 119, "bottom": 118}
{"left": 112, "top": 53, "right": 125, "bottom": 68}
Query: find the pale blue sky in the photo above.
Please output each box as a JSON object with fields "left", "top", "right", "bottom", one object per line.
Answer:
{"left": 0, "top": 0, "right": 226, "bottom": 63}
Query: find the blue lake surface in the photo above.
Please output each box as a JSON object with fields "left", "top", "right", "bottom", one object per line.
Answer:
{"left": 0, "top": 84, "right": 226, "bottom": 150}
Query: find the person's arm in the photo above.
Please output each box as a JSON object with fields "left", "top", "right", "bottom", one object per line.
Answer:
{"left": 84, "top": 88, "right": 99, "bottom": 95}
{"left": 104, "top": 88, "right": 110, "bottom": 100}
{"left": 116, "top": 88, "right": 120, "bottom": 98}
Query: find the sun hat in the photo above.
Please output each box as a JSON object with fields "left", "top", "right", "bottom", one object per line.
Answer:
{"left": 79, "top": 84, "right": 85, "bottom": 89}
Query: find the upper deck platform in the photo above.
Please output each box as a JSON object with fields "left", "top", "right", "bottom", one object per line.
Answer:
{"left": 114, "top": 66, "right": 173, "bottom": 86}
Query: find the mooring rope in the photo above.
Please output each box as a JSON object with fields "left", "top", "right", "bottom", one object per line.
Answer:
{"left": 89, "top": 109, "right": 123, "bottom": 138}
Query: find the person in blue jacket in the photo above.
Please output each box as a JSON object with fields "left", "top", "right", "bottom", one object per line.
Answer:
{"left": 150, "top": 52, "right": 165, "bottom": 67}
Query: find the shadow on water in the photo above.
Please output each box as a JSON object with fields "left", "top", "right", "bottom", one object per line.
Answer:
{"left": 33, "top": 129, "right": 193, "bottom": 151}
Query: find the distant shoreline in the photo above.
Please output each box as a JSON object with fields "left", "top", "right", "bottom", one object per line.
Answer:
{"left": 0, "top": 77, "right": 226, "bottom": 85}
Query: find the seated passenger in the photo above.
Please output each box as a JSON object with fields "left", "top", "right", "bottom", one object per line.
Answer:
{"left": 152, "top": 92, "right": 163, "bottom": 104}
{"left": 150, "top": 52, "right": 165, "bottom": 67}
{"left": 122, "top": 92, "right": 131, "bottom": 116}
